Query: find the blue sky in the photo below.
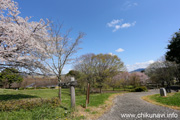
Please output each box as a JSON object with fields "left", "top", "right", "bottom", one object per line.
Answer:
{"left": 16, "top": 0, "right": 180, "bottom": 72}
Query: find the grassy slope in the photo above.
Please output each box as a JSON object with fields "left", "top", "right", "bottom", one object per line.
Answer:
{"left": 150, "top": 93, "right": 180, "bottom": 106}
{"left": 0, "top": 89, "right": 117, "bottom": 120}
{"left": 142, "top": 92, "right": 180, "bottom": 110}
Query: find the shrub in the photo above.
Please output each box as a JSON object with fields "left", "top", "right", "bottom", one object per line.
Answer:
{"left": 0, "top": 68, "right": 23, "bottom": 89}
{"left": 19, "top": 88, "right": 24, "bottom": 90}
{"left": 36, "top": 87, "right": 48, "bottom": 89}
{"left": 0, "top": 97, "right": 60, "bottom": 111}
{"left": 26, "top": 87, "right": 34, "bottom": 90}
{"left": 131, "top": 86, "right": 148, "bottom": 92}
{"left": 126, "top": 86, "right": 134, "bottom": 89}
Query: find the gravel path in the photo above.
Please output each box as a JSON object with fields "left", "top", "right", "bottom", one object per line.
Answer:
{"left": 98, "top": 89, "right": 180, "bottom": 120}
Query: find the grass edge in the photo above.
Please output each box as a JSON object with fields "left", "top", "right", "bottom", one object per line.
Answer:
{"left": 141, "top": 94, "right": 180, "bottom": 110}
{"left": 74, "top": 92, "right": 128, "bottom": 120}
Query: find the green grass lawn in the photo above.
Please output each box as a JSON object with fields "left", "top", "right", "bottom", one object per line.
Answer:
{"left": 148, "top": 92, "right": 180, "bottom": 107}
{"left": 0, "top": 88, "right": 118, "bottom": 120}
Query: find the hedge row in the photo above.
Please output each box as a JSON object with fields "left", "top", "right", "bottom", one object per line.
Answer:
{"left": 130, "top": 86, "right": 148, "bottom": 92}
{"left": 0, "top": 97, "right": 60, "bottom": 111}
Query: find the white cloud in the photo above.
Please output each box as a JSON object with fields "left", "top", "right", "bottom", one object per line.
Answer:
{"left": 108, "top": 52, "right": 116, "bottom": 56}
{"left": 115, "top": 25, "right": 121, "bottom": 29}
{"left": 121, "top": 23, "right": 131, "bottom": 28}
{"left": 116, "top": 48, "right": 124, "bottom": 52}
{"left": 122, "top": 1, "right": 138, "bottom": 10}
{"left": 107, "top": 19, "right": 123, "bottom": 27}
{"left": 126, "top": 60, "right": 155, "bottom": 72}
{"left": 107, "top": 19, "right": 136, "bottom": 32}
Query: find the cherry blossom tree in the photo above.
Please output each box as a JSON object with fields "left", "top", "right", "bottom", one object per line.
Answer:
{"left": 41, "top": 23, "right": 84, "bottom": 101}
{"left": 118, "top": 72, "right": 130, "bottom": 89}
{"left": 131, "top": 72, "right": 149, "bottom": 86}
{"left": 0, "top": 0, "right": 84, "bottom": 101}
{"left": 108, "top": 72, "right": 130, "bottom": 90}
{"left": 0, "top": 0, "right": 50, "bottom": 73}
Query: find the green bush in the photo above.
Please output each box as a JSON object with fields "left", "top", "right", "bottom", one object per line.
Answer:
{"left": 126, "top": 86, "right": 134, "bottom": 89}
{"left": 36, "top": 87, "right": 48, "bottom": 89}
{"left": 0, "top": 97, "right": 60, "bottom": 111}
{"left": 23, "top": 87, "right": 50, "bottom": 90}
{"left": 0, "top": 68, "right": 23, "bottom": 85}
{"left": 19, "top": 88, "right": 24, "bottom": 90}
{"left": 131, "top": 86, "right": 148, "bottom": 92}
{"left": 26, "top": 87, "right": 34, "bottom": 90}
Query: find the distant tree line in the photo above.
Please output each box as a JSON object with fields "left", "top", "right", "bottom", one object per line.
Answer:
{"left": 66, "top": 53, "right": 149, "bottom": 93}
{"left": 145, "top": 29, "right": 180, "bottom": 88}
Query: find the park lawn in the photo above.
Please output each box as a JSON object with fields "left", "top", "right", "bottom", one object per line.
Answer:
{"left": 0, "top": 88, "right": 118, "bottom": 120}
{"left": 75, "top": 92, "right": 126, "bottom": 120}
{"left": 142, "top": 92, "right": 180, "bottom": 110}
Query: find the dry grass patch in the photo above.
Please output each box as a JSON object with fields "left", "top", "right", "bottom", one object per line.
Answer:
{"left": 75, "top": 92, "right": 127, "bottom": 120}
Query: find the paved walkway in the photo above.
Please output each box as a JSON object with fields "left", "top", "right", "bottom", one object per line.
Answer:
{"left": 98, "top": 90, "right": 180, "bottom": 120}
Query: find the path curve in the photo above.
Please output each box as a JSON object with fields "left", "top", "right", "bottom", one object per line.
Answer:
{"left": 98, "top": 89, "right": 180, "bottom": 120}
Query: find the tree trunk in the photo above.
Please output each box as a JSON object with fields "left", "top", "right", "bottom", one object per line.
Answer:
{"left": 100, "top": 87, "right": 102, "bottom": 93}
{"left": 84, "top": 86, "right": 86, "bottom": 93}
{"left": 59, "top": 86, "right": 61, "bottom": 102}
{"left": 86, "top": 83, "right": 90, "bottom": 104}
{"left": 167, "top": 82, "right": 171, "bottom": 93}
{"left": 34, "top": 78, "right": 37, "bottom": 89}
{"left": 9, "top": 83, "right": 11, "bottom": 89}
{"left": 58, "top": 76, "right": 62, "bottom": 102}
{"left": 123, "top": 86, "right": 126, "bottom": 91}
{"left": 161, "top": 81, "right": 165, "bottom": 87}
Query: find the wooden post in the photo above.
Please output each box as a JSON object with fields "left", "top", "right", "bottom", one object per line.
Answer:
{"left": 86, "top": 83, "right": 90, "bottom": 108}
{"left": 85, "top": 99, "right": 88, "bottom": 108}
{"left": 87, "top": 83, "right": 90, "bottom": 104}
{"left": 70, "top": 77, "right": 76, "bottom": 108}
